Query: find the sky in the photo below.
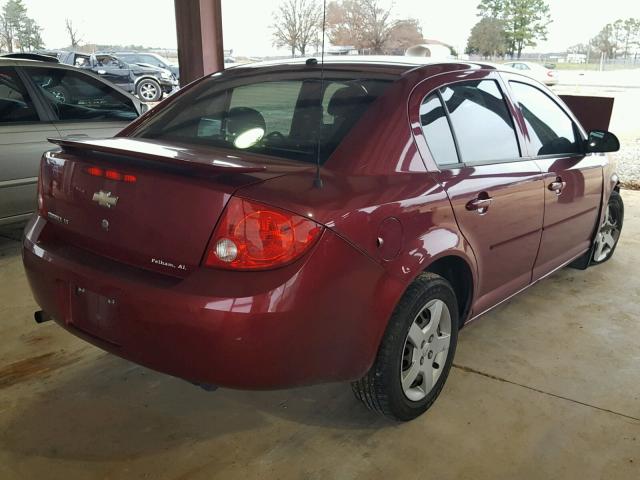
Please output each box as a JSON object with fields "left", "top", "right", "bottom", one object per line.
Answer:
{"left": 13, "top": 0, "right": 640, "bottom": 57}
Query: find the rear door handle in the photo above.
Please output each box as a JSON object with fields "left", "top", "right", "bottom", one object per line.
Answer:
{"left": 548, "top": 177, "right": 566, "bottom": 194}
{"left": 466, "top": 196, "right": 493, "bottom": 214}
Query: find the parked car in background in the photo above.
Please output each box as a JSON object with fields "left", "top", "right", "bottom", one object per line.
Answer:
{"left": 112, "top": 51, "right": 179, "bottom": 81}
{"left": 502, "top": 61, "right": 559, "bottom": 85}
{"left": 58, "top": 51, "right": 178, "bottom": 102}
{"left": 0, "top": 57, "right": 143, "bottom": 225}
{"left": 2, "top": 51, "right": 61, "bottom": 62}
{"left": 24, "top": 57, "right": 622, "bottom": 421}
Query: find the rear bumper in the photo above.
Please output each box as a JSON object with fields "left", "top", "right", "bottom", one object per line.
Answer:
{"left": 22, "top": 215, "right": 403, "bottom": 389}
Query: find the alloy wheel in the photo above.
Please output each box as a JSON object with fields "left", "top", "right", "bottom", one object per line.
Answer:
{"left": 401, "top": 299, "right": 452, "bottom": 402}
{"left": 593, "top": 203, "right": 621, "bottom": 262}
{"left": 139, "top": 82, "right": 159, "bottom": 101}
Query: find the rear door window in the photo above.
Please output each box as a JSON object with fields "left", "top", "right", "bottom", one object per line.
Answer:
{"left": 419, "top": 93, "right": 459, "bottom": 166}
{"left": 509, "top": 81, "right": 580, "bottom": 156}
{"left": 23, "top": 67, "right": 139, "bottom": 122}
{"left": 440, "top": 80, "right": 520, "bottom": 163}
{"left": 0, "top": 67, "right": 40, "bottom": 123}
{"left": 135, "top": 75, "right": 391, "bottom": 164}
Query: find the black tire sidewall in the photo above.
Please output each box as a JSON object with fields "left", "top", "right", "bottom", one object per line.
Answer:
{"left": 379, "top": 275, "right": 459, "bottom": 420}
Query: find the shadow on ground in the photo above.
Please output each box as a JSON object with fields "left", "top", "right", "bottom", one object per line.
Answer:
{"left": 0, "top": 351, "right": 391, "bottom": 462}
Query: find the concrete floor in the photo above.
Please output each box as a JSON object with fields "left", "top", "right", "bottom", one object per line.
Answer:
{"left": 1, "top": 192, "right": 639, "bottom": 480}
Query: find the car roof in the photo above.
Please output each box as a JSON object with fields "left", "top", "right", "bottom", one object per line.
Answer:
{"left": 229, "top": 55, "right": 497, "bottom": 76}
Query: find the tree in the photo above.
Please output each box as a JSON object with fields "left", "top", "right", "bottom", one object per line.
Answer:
{"left": 477, "top": 0, "right": 551, "bottom": 59}
{"left": 386, "top": 18, "right": 424, "bottom": 54}
{"left": 326, "top": 0, "right": 366, "bottom": 50}
{"left": 18, "top": 17, "right": 43, "bottom": 51}
{"left": 327, "top": 0, "right": 419, "bottom": 54}
{"left": 619, "top": 18, "right": 640, "bottom": 58}
{"left": 590, "top": 18, "right": 640, "bottom": 60}
{"left": 65, "top": 18, "right": 82, "bottom": 48}
{"left": 0, "top": 0, "right": 27, "bottom": 53}
{"left": 466, "top": 17, "right": 507, "bottom": 58}
{"left": 358, "top": 0, "right": 393, "bottom": 54}
{"left": 590, "top": 23, "right": 617, "bottom": 59}
{"left": 0, "top": 0, "right": 43, "bottom": 52}
{"left": 272, "top": 0, "right": 322, "bottom": 57}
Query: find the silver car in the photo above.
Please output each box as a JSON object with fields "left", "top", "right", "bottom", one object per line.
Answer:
{"left": 0, "top": 57, "right": 144, "bottom": 225}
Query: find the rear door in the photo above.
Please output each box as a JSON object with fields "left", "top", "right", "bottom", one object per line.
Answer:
{"left": 411, "top": 71, "right": 545, "bottom": 316}
{"left": 506, "top": 77, "right": 603, "bottom": 279}
{"left": 21, "top": 66, "right": 139, "bottom": 140}
{"left": 0, "top": 66, "right": 58, "bottom": 223}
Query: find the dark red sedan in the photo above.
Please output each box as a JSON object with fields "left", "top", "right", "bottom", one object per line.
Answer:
{"left": 23, "top": 58, "right": 623, "bottom": 420}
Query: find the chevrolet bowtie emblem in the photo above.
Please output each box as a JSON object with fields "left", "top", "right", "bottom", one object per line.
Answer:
{"left": 92, "top": 190, "right": 119, "bottom": 208}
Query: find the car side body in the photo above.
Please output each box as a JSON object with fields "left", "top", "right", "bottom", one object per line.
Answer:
{"left": 23, "top": 57, "right": 619, "bottom": 391}
{"left": 113, "top": 51, "right": 180, "bottom": 81}
{"left": 0, "top": 57, "right": 144, "bottom": 225}
{"left": 58, "top": 52, "right": 178, "bottom": 101}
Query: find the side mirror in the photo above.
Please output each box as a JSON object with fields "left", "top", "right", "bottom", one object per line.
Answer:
{"left": 586, "top": 130, "right": 620, "bottom": 153}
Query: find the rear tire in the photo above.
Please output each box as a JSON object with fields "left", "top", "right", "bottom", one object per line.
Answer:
{"left": 352, "top": 273, "right": 459, "bottom": 421}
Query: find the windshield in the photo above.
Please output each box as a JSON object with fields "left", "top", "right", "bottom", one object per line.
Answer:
{"left": 132, "top": 71, "right": 392, "bottom": 164}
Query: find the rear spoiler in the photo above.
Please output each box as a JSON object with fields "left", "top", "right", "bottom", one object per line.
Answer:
{"left": 48, "top": 137, "right": 267, "bottom": 174}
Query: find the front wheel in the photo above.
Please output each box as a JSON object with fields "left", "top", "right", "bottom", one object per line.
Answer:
{"left": 592, "top": 190, "right": 624, "bottom": 265}
{"left": 352, "top": 273, "right": 459, "bottom": 421}
{"left": 136, "top": 78, "right": 162, "bottom": 102}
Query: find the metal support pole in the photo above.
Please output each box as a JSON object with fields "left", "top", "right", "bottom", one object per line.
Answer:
{"left": 174, "top": 0, "right": 224, "bottom": 87}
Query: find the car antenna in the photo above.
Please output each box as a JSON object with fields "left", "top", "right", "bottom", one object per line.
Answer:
{"left": 312, "top": 0, "right": 327, "bottom": 189}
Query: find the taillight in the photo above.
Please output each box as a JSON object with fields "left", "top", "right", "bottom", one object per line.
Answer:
{"left": 204, "top": 197, "right": 323, "bottom": 270}
{"left": 84, "top": 166, "right": 137, "bottom": 183}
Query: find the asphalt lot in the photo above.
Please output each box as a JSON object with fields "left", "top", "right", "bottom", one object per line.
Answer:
{"left": 1, "top": 190, "right": 639, "bottom": 479}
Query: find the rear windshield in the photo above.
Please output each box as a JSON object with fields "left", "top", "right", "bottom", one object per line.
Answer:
{"left": 133, "top": 72, "right": 392, "bottom": 164}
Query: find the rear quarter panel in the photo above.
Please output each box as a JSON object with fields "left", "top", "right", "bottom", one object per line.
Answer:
{"left": 237, "top": 71, "right": 479, "bottom": 340}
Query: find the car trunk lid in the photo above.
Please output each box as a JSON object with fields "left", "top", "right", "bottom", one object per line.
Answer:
{"left": 40, "top": 137, "right": 305, "bottom": 277}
